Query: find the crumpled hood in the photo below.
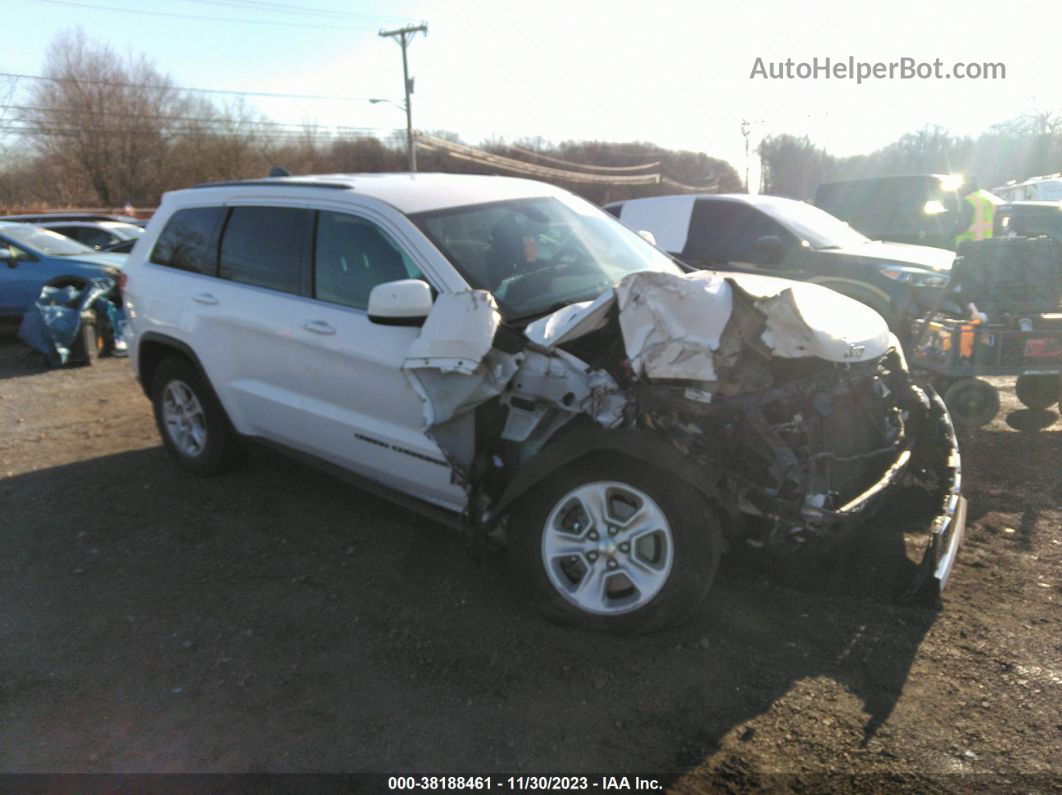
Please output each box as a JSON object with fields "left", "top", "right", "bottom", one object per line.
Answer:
{"left": 723, "top": 272, "right": 891, "bottom": 363}
{"left": 526, "top": 270, "right": 892, "bottom": 380}
{"left": 825, "top": 240, "right": 955, "bottom": 272}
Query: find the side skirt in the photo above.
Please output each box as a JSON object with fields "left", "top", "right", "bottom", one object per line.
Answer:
{"left": 245, "top": 436, "right": 469, "bottom": 534}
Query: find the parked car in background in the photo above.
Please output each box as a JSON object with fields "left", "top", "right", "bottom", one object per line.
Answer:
{"left": 101, "top": 238, "right": 137, "bottom": 254}
{"left": 813, "top": 174, "right": 974, "bottom": 250}
{"left": 605, "top": 193, "right": 954, "bottom": 333}
{"left": 122, "top": 173, "right": 965, "bottom": 632}
{"left": 0, "top": 223, "right": 124, "bottom": 324}
{"left": 994, "top": 201, "right": 1062, "bottom": 241}
{"left": 34, "top": 220, "right": 144, "bottom": 251}
{"left": 0, "top": 212, "right": 145, "bottom": 227}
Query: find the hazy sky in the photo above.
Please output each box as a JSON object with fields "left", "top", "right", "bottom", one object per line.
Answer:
{"left": 4, "top": 0, "right": 1059, "bottom": 187}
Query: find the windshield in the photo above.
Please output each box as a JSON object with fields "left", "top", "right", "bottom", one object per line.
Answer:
{"left": 0, "top": 223, "right": 97, "bottom": 256}
{"left": 760, "top": 200, "right": 870, "bottom": 249}
{"left": 412, "top": 195, "right": 682, "bottom": 320}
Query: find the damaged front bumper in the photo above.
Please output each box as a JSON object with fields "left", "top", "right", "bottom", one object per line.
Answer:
{"left": 903, "top": 388, "right": 967, "bottom": 598}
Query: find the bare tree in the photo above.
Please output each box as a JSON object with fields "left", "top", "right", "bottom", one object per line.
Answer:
{"left": 20, "top": 29, "right": 189, "bottom": 205}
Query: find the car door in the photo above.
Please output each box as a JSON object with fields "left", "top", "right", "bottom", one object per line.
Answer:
{"left": 181, "top": 203, "right": 319, "bottom": 451}
{"left": 290, "top": 208, "right": 466, "bottom": 511}
{"left": 0, "top": 240, "right": 52, "bottom": 317}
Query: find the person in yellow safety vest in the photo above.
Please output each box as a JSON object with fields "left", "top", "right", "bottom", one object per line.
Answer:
{"left": 954, "top": 188, "right": 1005, "bottom": 245}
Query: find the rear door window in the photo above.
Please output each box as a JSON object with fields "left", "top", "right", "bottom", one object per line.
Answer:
{"left": 150, "top": 207, "right": 226, "bottom": 275}
{"left": 218, "top": 206, "right": 310, "bottom": 294}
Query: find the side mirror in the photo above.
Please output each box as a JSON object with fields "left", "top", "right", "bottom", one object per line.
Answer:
{"left": 368, "top": 279, "right": 433, "bottom": 326}
{"left": 753, "top": 234, "right": 785, "bottom": 264}
{"left": 637, "top": 230, "right": 657, "bottom": 246}
{"left": 0, "top": 249, "right": 16, "bottom": 268}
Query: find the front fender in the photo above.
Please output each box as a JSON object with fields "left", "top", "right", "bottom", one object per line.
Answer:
{"left": 489, "top": 425, "right": 716, "bottom": 521}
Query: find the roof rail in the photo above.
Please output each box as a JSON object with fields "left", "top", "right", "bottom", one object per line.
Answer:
{"left": 192, "top": 179, "right": 352, "bottom": 190}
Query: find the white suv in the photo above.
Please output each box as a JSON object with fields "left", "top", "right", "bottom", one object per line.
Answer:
{"left": 124, "top": 173, "right": 966, "bottom": 632}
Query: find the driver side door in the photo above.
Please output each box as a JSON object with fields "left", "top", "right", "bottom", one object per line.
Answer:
{"left": 292, "top": 208, "right": 467, "bottom": 511}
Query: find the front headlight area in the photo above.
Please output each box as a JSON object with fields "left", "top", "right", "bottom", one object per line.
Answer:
{"left": 880, "top": 265, "right": 950, "bottom": 289}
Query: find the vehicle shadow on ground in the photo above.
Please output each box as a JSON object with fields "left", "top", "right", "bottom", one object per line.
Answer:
{"left": 1, "top": 445, "right": 939, "bottom": 775}
{"left": 1004, "top": 408, "right": 1060, "bottom": 432}
{"left": 0, "top": 334, "right": 51, "bottom": 380}
{"left": 962, "top": 424, "right": 1060, "bottom": 551}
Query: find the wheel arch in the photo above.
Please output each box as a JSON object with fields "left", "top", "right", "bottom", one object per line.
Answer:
{"left": 492, "top": 426, "right": 718, "bottom": 522}
{"left": 136, "top": 332, "right": 210, "bottom": 398}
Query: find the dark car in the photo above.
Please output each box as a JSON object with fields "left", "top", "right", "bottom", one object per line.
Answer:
{"left": 813, "top": 174, "right": 974, "bottom": 250}
{"left": 605, "top": 193, "right": 954, "bottom": 333}
{"left": 994, "top": 201, "right": 1062, "bottom": 241}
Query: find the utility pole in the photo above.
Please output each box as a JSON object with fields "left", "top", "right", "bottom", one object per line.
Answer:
{"left": 740, "top": 119, "right": 751, "bottom": 192}
{"left": 379, "top": 23, "right": 428, "bottom": 172}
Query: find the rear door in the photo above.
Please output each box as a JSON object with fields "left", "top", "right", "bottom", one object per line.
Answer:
{"left": 182, "top": 203, "right": 316, "bottom": 450}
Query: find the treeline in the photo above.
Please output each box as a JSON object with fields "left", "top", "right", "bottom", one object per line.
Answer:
{"left": 0, "top": 30, "right": 741, "bottom": 210}
{"left": 759, "top": 115, "right": 1062, "bottom": 199}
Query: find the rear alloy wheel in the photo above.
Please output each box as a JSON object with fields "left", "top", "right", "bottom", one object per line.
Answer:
{"left": 151, "top": 357, "right": 240, "bottom": 476}
{"left": 508, "top": 460, "right": 721, "bottom": 633}
{"left": 943, "top": 377, "right": 1000, "bottom": 427}
{"left": 1015, "top": 374, "right": 1061, "bottom": 410}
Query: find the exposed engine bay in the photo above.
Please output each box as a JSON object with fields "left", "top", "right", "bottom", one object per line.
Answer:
{"left": 403, "top": 270, "right": 964, "bottom": 591}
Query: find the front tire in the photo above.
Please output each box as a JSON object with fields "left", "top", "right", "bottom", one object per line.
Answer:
{"left": 507, "top": 459, "right": 722, "bottom": 633}
{"left": 151, "top": 357, "right": 240, "bottom": 477}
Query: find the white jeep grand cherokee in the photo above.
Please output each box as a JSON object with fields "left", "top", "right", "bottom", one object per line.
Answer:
{"left": 123, "top": 173, "right": 966, "bottom": 632}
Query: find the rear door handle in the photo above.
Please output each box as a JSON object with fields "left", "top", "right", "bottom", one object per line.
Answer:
{"left": 301, "top": 320, "right": 336, "bottom": 335}
{"left": 192, "top": 292, "right": 218, "bottom": 305}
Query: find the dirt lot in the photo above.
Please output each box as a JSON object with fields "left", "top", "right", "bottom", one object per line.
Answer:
{"left": 1, "top": 336, "right": 1059, "bottom": 790}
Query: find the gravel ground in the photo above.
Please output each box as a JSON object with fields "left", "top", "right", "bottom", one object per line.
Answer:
{"left": 0, "top": 337, "right": 1059, "bottom": 790}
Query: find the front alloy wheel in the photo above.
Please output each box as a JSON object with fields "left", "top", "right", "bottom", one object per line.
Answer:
{"left": 542, "top": 482, "right": 674, "bottom": 615}
{"left": 508, "top": 459, "right": 722, "bottom": 633}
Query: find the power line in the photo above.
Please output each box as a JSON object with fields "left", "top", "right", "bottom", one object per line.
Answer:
{"left": 4, "top": 104, "right": 393, "bottom": 132}
{"left": 181, "top": 0, "right": 415, "bottom": 23}
{"left": 0, "top": 122, "right": 396, "bottom": 137}
{"left": 0, "top": 71, "right": 376, "bottom": 102}
{"left": 27, "top": 0, "right": 384, "bottom": 30}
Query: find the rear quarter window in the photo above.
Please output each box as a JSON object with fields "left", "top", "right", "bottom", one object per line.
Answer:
{"left": 150, "top": 207, "right": 226, "bottom": 274}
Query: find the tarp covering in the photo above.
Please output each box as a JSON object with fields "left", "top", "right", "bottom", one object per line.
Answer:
{"left": 17, "top": 277, "right": 122, "bottom": 366}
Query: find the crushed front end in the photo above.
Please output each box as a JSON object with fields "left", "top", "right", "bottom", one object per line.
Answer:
{"left": 404, "top": 270, "right": 966, "bottom": 597}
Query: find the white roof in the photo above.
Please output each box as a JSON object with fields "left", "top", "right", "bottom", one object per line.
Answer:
{"left": 177, "top": 172, "right": 568, "bottom": 215}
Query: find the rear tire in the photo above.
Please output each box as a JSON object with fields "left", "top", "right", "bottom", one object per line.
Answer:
{"left": 1015, "top": 374, "right": 1061, "bottom": 410}
{"left": 151, "top": 357, "right": 240, "bottom": 477}
{"left": 507, "top": 458, "right": 722, "bottom": 633}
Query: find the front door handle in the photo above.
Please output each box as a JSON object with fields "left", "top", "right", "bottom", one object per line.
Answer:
{"left": 192, "top": 292, "right": 218, "bottom": 305}
{"left": 301, "top": 320, "right": 336, "bottom": 335}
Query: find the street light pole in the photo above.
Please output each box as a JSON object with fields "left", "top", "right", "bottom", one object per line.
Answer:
{"left": 379, "top": 23, "right": 428, "bottom": 172}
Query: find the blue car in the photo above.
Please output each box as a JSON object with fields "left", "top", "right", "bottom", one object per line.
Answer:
{"left": 0, "top": 223, "right": 124, "bottom": 323}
